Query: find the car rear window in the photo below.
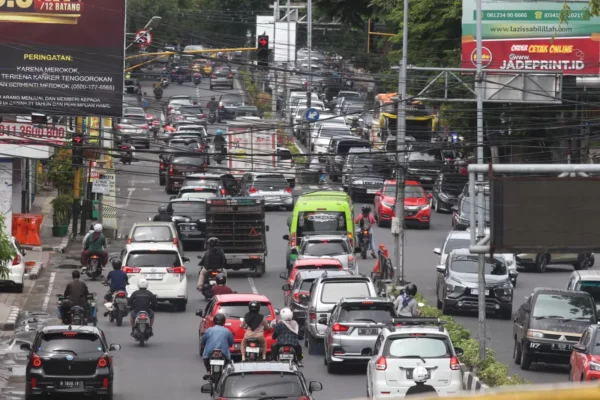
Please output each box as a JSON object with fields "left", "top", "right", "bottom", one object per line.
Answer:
{"left": 170, "top": 201, "right": 206, "bottom": 217}
{"left": 304, "top": 241, "right": 347, "bottom": 256}
{"left": 125, "top": 251, "right": 181, "bottom": 268}
{"left": 215, "top": 70, "right": 231, "bottom": 76}
{"left": 221, "top": 372, "right": 304, "bottom": 398}
{"left": 180, "top": 106, "right": 203, "bottom": 114}
{"left": 384, "top": 335, "right": 451, "bottom": 358}
{"left": 339, "top": 302, "right": 395, "bottom": 323}
{"left": 172, "top": 157, "right": 205, "bottom": 166}
{"left": 254, "top": 175, "right": 288, "bottom": 190}
{"left": 215, "top": 302, "right": 272, "bottom": 319}
{"left": 320, "top": 281, "right": 371, "bottom": 303}
{"left": 39, "top": 333, "right": 104, "bottom": 354}
{"left": 182, "top": 178, "right": 220, "bottom": 187}
{"left": 120, "top": 117, "right": 145, "bottom": 125}
{"left": 576, "top": 280, "right": 600, "bottom": 303}
{"left": 131, "top": 226, "right": 173, "bottom": 242}
{"left": 338, "top": 142, "right": 368, "bottom": 154}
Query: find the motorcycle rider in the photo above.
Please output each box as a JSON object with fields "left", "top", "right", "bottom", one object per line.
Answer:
{"left": 206, "top": 96, "right": 219, "bottom": 111}
{"left": 213, "top": 129, "right": 226, "bottom": 150}
{"left": 81, "top": 224, "right": 95, "bottom": 249}
{"left": 59, "top": 270, "right": 91, "bottom": 320}
{"left": 394, "top": 283, "right": 420, "bottom": 317}
{"left": 210, "top": 273, "right": 234, "bottom": 296}
{"left": 405, "top": 366, "right": 437, "bottom": 396}
{"left": 81, "top": 223, "right": 108, "bottom": 269}
{"left": 201, "top": 313, "right": 234, "bottom": 378}
{"left": 153, "top": 77, "right": 162, "bottom": 90}
{"left": 128, "top": 278, "right": 157, "bottom": 335}
{"left": 103, "top": 259, "right": 129, "bottom": 315}
{"left": 270, "top": 307, "right": 304, "bottom": 366}
{"left": 241, "top": 301, "right": 269, "bottom": 361}
{"left": 121, "top": 137, "right": 135, "bottom": 162}
{"left": 153, "top": 205, "right": 173, "bottom": 222}
{"left": 197, "top": 237, "right": 227, "bottom": 290}
{"left": 354, "top": 205, "right": 377, "bottom": 258}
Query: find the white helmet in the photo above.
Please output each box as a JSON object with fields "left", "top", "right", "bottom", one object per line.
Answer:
{"left": 280, "top": 307, "right": 293, "bottom": 321}
{"left": 412, "top": 366, "right": 428, "bottom": 383}
{"left": 137, "top": 278, "right": 148, "bottom": 289}
{"left": 93, "top": 223, "right": 103, "bottom": 232}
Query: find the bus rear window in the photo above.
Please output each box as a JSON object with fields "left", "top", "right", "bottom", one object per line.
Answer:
{"left": 297, "top": 211, "right": 347, "bottom": 237}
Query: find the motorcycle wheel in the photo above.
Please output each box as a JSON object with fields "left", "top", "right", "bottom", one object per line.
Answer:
{"left": 116, "top": 313, "right": 123, "bottom": 326}
{"left": 139, "top": 338, "right": 145, "bottom": 347}
{"left": 361, "top": 246, "right": 367, "bottom": 260}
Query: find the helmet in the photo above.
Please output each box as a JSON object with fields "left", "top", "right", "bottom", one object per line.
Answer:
{"left": 93, "top": 223, "right": 103, "bottom": 232}
{"left": 213, "top": 313, "right": 226, "bottom": 326}
{"left": 207, "top": 237, "right": 219, "bottom": 247}
{"left": 158, "top": 205, "right": 168, "bottom": 214}
{"left": 280, "top": 308, "right": 293, "bottom": 321}
{"left": 412, "top": 366, "right": 428, "bottom": 383}
{"left": 405, "top": 283, "right": 417, "bottom": 296}
{"left": 248, "top": 300, "right": 260, "bottom": 312}
{"left": 215, "top": 273, "right": 226, "bottom": 285}
{"left": 112, "top": 259, "right": 122, "bottom": 270}
{"left": 216, "top": 129, "right": 223, "bottom": 135}
{"left": 211, "top": 96, "right": 215, "bottom": 101}
{"left": 138, "top": 278, "right": 148, "bottom": 289}
{"left": 361, "top": 205, "right": 371, "bottom": 214}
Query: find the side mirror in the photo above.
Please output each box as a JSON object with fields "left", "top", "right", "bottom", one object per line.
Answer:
{"left": 266, "top": 225, "right": 270, "bottom": 232}
{"left": 283, "top": 234, "right": 290, "bottom": 241}
{"left": 433, "top": 248, "right": 441, "bottom": 255}
{"left": 195, "top": 309, "right": 203, "bottom": 317}
{"left": 521, "top": 303, "right": 531, "bottom": 313}
{"left": 274, "top": 308, "right": 280, "bottom": 315}
{"left": 201, "top": 383, "right": 213, "bottom": 394}
{"left": 169, "top": 196, "right": 176, "bottom": 200}
{"left": 318, "top": 317, "right": 328, "bottom": 325}
{"left": 182, "top": 257, "right": 190, "bottom": 264}
{"left": 309, "top": 381, "right": 323, "bottom": 392}
{"left": 436, "top": 265, "right": 446, "bottom": 274}
{"left": 454, "top": 347, "right": 464, "bottom": 356}
{"left": 286, "top": 216, "right": 292, "bottom": 227}
{"left": 19, "top": 343, "right": 31, "bottom": 351}
{"left": 109, "top": 344, "right": 121, "bottom": 351}
{"left": 279, "top": 272, "right": 288, "bottom": 280}
{"left": 375, "top": 191, "right": 381, "bottom": 197}
{"left": 573, "top": 343, "right": 586, "bottom": 353}
{"left": 427, "top": 193, "right": 433, "bottom": 199}
{"left": 282, "top": 284, "right": 291, "bottom": 291}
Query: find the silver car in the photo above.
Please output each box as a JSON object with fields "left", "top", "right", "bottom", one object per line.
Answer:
{"left": 240, "top": 172, "right": 293, "bottom": 210}
{"left": 115, "top": 116, "right": 150, "bottom": 148}
{"left": 323, "top": 297, "right": 395, "bottom": 373}
{"left": 297, "top": 234, "right": 357, "bottom": 273}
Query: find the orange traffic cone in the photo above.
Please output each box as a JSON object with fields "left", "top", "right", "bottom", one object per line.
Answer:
{"left": 24, "top": 218, "right": 42, "bottom": 246}
{"left": 373, "top": 244, "right": 388, "bottom": 273}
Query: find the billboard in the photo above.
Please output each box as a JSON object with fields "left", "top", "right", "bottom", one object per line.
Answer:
{"left": 462, "top": 0, "right": 600, "bottom": 75}
{"left": 0, "top": 0, "right": 126, "bottom": 117}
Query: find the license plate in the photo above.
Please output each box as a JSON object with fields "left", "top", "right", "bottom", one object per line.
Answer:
{"left": 552, "top": 343, "right": 573, "bottom": 351}
{"left": 471, "top": 289, "right": 489, "bottom": 295}
{"left": 358, "top": 328, "right": 378, "bottom": 335}
{"left": 246, "top": 347, "right": 260, "bottom": 353}
{"left": 210, "top": 359, "right": 225, "bottom": 366}
{"left": 115, "top": 298, "right": 127, "bottom": 303}
{"left": 279, "top": 354, "right": 294, "bottom": 360}
{"left": 145, "top": 274, "right": 163, "bottom": 280}
{"left": 209, "top": 280, "right": 216, "bottom": 285}
{"left": 406, "top": 369, "right": 430, "bottom": 380}
{"left": 58, "top": 381, "right": 81, "bottom": 389}
{"left": 184, "top": 172, "right": 193, "bottom": 175}
{"left": 367, "top": 189, "right": 377, "bottom": 194}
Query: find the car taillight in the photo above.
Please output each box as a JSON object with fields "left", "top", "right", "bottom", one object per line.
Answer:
{"left": 31, "top": 354, "right": 42, "bottom": 368}
{"left": 169, "top": 164, "right": 174, "bottom": 175}
{"left": 285, "top": 187, "right": 292, "bottom": 193}
{"left": 450, "top": 356, "right": 460, "bottom": 370}
{"left": 122, "top": 266, "right": 141, "bottom": 273}
{"left": 216, "top": 398, "right": 228, "bottom": 400}
{"left": 298, "top": 397, "right": 310, "bottom": 400}
{"left": 293, "top": 291, "right": 309, "bottom": 301}
{"left": 332, "top": 323, "right": 349, "bottom": 332}
{"left": 228, "top": 74, "right": 232, "bottom": 77}
{"left": 220, "top": 188, "right": 226, "bottom": 196}
{"left": 211, "top": 75, "right": 216, "bottom": 78}
{"left": 97, "top": 355, "right": 109, "bottom": 368}
{"left": 291, "top": 159, "right": 295, "bottom": 166}
{"left": 173, "top": 238, "right": 179, "bottom": 246}
{"left": 117, "top": 292, "right": 126, "bottom": 298}
{"left": 200, "top": 114, "right": 206, "bottom": 118}
{"left": 309, "top": 312, "right": 316, "bottom": 322}
{"left": 375, "top": 356, "right": 387, "bottom": 371}
{"left": 160, "top": 161, "right": 164, "bottom": 170}
{"left": 249, "top": 187, "right": 258, "bottom": 194}
{"left": 12, "top": 255, "right": 20, "bottom": 265}
{"left": 141, "top": 125, "right": 149, "bottom": 129}
{"left": 291, "top": 232, "right": 296, "bottom": 247}
{"left": 167, "top": 266, "right": 186, "bottom": 274}
{"left": 146, "top": 114, "right": 152, "bottom": 120}
{"left": 115, "top": 124, "right": 123, "bottom": 130}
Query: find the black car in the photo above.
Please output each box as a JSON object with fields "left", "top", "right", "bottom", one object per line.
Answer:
{"left": 432, "top": 172, "right": 468, "bottom": 213}
{"left": 513, "top": 287, "right": 597, "bottom": 370}
{"left": 165, "top": 154, "right": 210, "bottom": 194}
{"left": 182, "top": 172, "right": 240, "bottom": 197}
{"left": 451, "top": 195, "right": 489, "bottom": 231}
{"left": 406, "top": 143, "right": 448, "bottom": 189}
{"left": 347, "top": 152, "right": 394, "bottom": 201}
{"left": 158, "top": 146, "right": 186, "bottom": 186}
{"left": 201, "top": 361, "right": 322, "bottom": 399}
{"left": 168, "top": 199, "right": 206, "bottom": 248}
{"left": 124, "top": 79, "right": 141, "bottom": 94}
{"left": 326, "top": 137, "right": 370, "bottom": 182}
{"left": 436, "top": 248, "right": 513, "bottom": 319}
{"left": 22, "top": 325, "right": 120, "bottom": 399}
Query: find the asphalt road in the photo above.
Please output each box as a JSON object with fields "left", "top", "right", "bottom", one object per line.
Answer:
{"left": 70, "top": 80, "right": 575, "bottom": 400}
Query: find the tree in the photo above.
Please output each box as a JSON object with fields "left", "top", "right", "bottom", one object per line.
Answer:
{"left": 313, "top": 0, "right": 374, "bottom": 27}
{"left": 0, "top": 215, "right": 15, "bottom": 279}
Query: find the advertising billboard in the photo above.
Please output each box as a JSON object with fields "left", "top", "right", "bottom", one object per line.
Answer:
{"left": 462, "top": 0, "right": 600, "bottom": 75}
{"left": 0, "top": 0, "right": 126, "bottom": 117}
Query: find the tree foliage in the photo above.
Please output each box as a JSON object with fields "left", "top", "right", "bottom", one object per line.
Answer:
{"left": 0, "top": 215, "right": 14, "bottom": 279}
{"left": 313, "top": 0, "right": 373, "bottom": 28}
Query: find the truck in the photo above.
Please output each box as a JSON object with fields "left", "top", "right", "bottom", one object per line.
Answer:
{"left": 205, "top": 197, "right": 269, "bottom": 276}
{"left": 226, "top": 119, "right": 277, "bottom": 177}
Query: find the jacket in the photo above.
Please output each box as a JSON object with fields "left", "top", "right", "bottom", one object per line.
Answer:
{"left": 355, "top": 213, "right": 376, "bottom": 228}
{"left": 201, "top": 325, "right": 234, "bottom": 360}
{"left": 213, "top": 135, "right": 226, "bottom": 148}
{"left": 206, "top": 101, "right": 219, "bottom": 110}
{"left": 128, "top": 289, "right": 157, "bottom": 313}
{"left": 200, "top": 247, "right": 227, "bottom": 270}
{"left": 211, "top": 285, "right": 233, "bottom": 296}
{"left": 64, "top": 280, "right": 90, "bottom": 308}
{"left": 85, "top": 233, "right": 106, "bottom": 252}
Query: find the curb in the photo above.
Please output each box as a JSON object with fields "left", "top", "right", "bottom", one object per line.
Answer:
{"left": 463, "top": 371, "right": 489, "bottom": 391}
{"left": 21, "top": 218, "right": 73, "bottom": 253}
{"left": 0, "top": 306, "right": 20, "bottom": 331}
{"left": 24, "top": 262, "right": 43, "bottom": 280}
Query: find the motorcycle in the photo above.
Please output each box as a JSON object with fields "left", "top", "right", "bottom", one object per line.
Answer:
{"left": 57, "top": 293, "right": 96, "bottom": 325}
{"left": 103, "top": 285, "right": 128, "bottom": 326}
{"left": 193, "top": 73, "right": 202, "bottom": 86}
{"left": 121, "top": 145, "right": 133, "bottom": 164}
{"left": 154, "top": 87, "right": 163, "bottom": 100}
{"left": 132, "top": 310, "right": 153, "bottom": 347}
{"left": 177, "top": 76, "right": 184, "bottom": 85}
{"left": 207, "top": 110, "right": 217, "bottom": 124}
{"left": 244, "top": 338, "right": 263, "bottom": 361}
{"left": 201, "top": 270, "right": 220, "bottom": 300}
{"left": 359, "top": 228, "right": 371, "bottom": 260}
{"left": 275, "top": 345, "right": 298, "bottom": 363}
{"left": 150, "top": 119, "right": 161, "bottom": 139}
{"left": 206, "top": 349, "right": 226, "bottom": 384}
{"left": 214, "top": 146, "right": 226, "bottom": 165}
{"left": 161, "top": 77, "right": 169, "bottom": 88}
{"left": 82, "top": 254, "right": 103, "bottom": 280}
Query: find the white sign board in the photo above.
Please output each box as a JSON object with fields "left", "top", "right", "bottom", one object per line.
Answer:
{"left": 0, "top": 120, "right": 67, "bottom": 145}
{"left": 92, "top": 178, "right": 110, "bottom": 194}
{"left": 256, "top": 16, "right": 297, "bottom": 63}
{"left": 102, "top": 171, "right": 117, "bottom": 230}
{"left": 227, "top": 127, "right": 275, "bottom": 175}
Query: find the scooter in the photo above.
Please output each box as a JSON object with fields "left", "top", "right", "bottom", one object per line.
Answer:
{"left": 207, "top": 110, "right": 217, "bottom": 124}
{"left": 154, "top": 87, "right": 163, "bottom": 100}
{"left": 214, "top": 146, "right": 226, "bottom": 165}
{"left": 193, "top": 73, "right": 202, "bottom": 86}
{"left": 359, "top": 228, "right": 371, "bottom": 260}
{"left": 206, "top": 349, "right": 226, "bottom": 385}
{"left": 121, "top": 146, "right": 133, "bottom": 164}
{"left": 82, "top": 254, "right": 103, "bottom": 280}
{"left": 132, "top": 310, "right": 153, "bottom": 347}
{"left": 161, "top": 77, "right": 169, "bottom": 88}
{"left": 244, "top": 338, "right": 263, "bottom": 361}
{"left": 103, "top": 285, "right": 128, "bottom": 326}
{"left": 201, "top": 270, "right": 220, "bottom": 300}
{"left": 275, "top": 345, "right": 298, "bottom": 363}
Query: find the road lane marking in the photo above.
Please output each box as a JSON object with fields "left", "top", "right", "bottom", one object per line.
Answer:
{"left": 125, "top": 188, "right": 135, "bottom": 206}
{"left": 42, "top": 271, "right": 57, "bottom": 312}
{"left": 247, "top": 277, "right": 258, "bottom": 294}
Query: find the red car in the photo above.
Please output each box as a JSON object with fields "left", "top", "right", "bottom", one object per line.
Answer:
{"left": 279, "top": 258, "right": 343, "bottom": 302}
{"left": 374, "top": 180, "right": 432, "bottom": 229}
{"left": 196, "top": 294, "right": 277, "bottom": 357}
{"left": 569, "top": 324, "right": 600, "bottom": 381}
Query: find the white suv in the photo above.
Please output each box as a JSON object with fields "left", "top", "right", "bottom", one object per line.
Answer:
{"left": 122, "top": 243, "right": 190, "bottom": 311}
{"left": 4, "top": 237, "right": 26, "bottom": 293}
{"left": 366, "top": 318, "right": 463, "bottom": 399}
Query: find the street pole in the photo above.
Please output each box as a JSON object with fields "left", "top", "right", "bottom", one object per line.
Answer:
{"left": 306, "top": 0, "right": 312, "bottom": 108}
{"left": 272, "top": 1, "right": 279, "bottom": 115}
{"left": 475, "top": 0, "right": 486, "bottom": 362}
{"left": 393, "top": 0, "right": 408, "bottom": 286}
{"left": 286, "top": 0, "right": 291, "bottom": 114}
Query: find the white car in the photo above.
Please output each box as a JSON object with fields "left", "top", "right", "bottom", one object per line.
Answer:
{"left": 297, "top": 234, "right": 357, "bottom": 273}
{"left": 122, "top": 243, "right": 190, "bottom": 311}
{"left": 433, "top": 230, "right": 518, "bottom": 285}
{"left": 312, "top": 123, "right": 352, "bottom": 161}
{"left": 367, "top": 320, "right": 463, "bottom": 399}
{"left": 4, "top": 237, "right": 26, "bottom": 293}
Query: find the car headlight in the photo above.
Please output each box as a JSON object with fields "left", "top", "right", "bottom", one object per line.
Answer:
{"left": 382, "top": 201, "right": 395, "bottom": 209}
{"left": 591, "top": 362, "right": 600, "bottom": 371}
{"left": 353, "top": 180, "right": 364, "bottom": 185}
{"left": 527, "top": 329, "right": 544, "bottom": 338}
{"left": 418, "top": 204, "right": 430, "bottom": 211}
{"left": 446, "top": 283, "right": 466, "bottom": 297}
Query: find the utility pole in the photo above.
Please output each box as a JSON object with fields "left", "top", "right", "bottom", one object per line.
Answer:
{"left": 306, "top": 0, "right": 312, "bottom": 108}
{"left": 272, "top": 1, "right": 279, "bottom": 115}
{"left": 286, "top": 0, "right": 291, "bottom": 114}
{"left": 392, "top": 0, "right": 409, "bottom": 286}
{"left": 474, "top": 0, "right": 487, "bottom": 361}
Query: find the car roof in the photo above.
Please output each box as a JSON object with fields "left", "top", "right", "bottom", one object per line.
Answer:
{"left": 445, "top": 231, "right": 471, "bottom": 240}
{"left": 247, "top": 172, "right": 286, "bottom": 177}
{"left": 169, "top": 198, "right": 206, "bottom": 204}
{"left": 572, "top": 270, "right": 600, "bottom": 280}
{"left": 296, "top": 270, "right": 333, "bottom": 280}
{"left": 126, "top": 242, "right": 179, "bottom": 251}
{"left": 383, "top": 325, "right": 450, "bottom": 337}
{"left": 186, "top": 173, "right": 224, "bottom": 179}
{"left": 130, "top": 221, "right": 175, "bottom": 228}
{"left": 302, "top": 234, "right": 348, "bottom": 241}
{"left": 179, "top": 185, "right": 218, "bottom": 191}
{"left": 532, "top": 287, "right": 590, "bottom": 296}
{"left": 384, "top": 180, "right": 422, "bottom": 187}
{"left": 449, "top": 248, "right": 475, "bottom": 257}
{"left": 316, "top": 271, "right": 366, "bottom": 281}
{"left": 41, "top": 325, "right": 102, "bottom": 335}
{"left": 215, "top": 293, "right": 271, "bottom": 303}
{"left": 293, "top": 258, "right": 343, "bottom": 267}
{"left": 227, "top": 361, "right": 299, "bottom": 373}
{"left": 340, "top": 297, "right": 391, "bottom": 304}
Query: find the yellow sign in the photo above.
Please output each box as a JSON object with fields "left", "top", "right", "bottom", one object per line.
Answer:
{"left": 87, "top": 116, "right": 100, "bottom": 145}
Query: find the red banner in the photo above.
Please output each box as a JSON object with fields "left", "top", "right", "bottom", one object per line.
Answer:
{"left": 461, "top": 37, "right": 600, "bottom": 75}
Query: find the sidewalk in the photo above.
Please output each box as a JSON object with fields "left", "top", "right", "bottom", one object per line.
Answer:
{"left": 21, "top": 189, "right": 72, "bottom": 252}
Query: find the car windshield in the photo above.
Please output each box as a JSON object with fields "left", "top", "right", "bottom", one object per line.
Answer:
{"left": 120, "top": 117, "right": 146, "bottom": 125}
{"left": 450, "top": 255, "right": 507, "bottom": 275}
{"left": 131, "top": 226, "right": 173, "bottom": 242}
{"left": 179, "top": 192, "right": 214, "bottom": 200}
{"left": 576, "top": 281, "right": 600, "bottom": 303}
{"left": 179, "top": 106, "right": 203, "bottom": 114}
{"left": 169, "top": 201, "right": 206, "bottom": 218}
{"left": 183, "top": 178, "right": 221, "bottom": 187}
{"left": 254, "top": 176, "right": 288, "bottom": 190}
{"left": 321, "top": 281, "right": 371, "bottom": 303}
{"left": 532, "top": 294, "right": 595, "bottom": 321}
{"left": 384, "top": 185, "right": 424, "bottom": 198}
{"left": 338, "top": 303, "right": 395, "bottom": 323}
{"left": 443, "top": 238, "right": 470, "bottom": 254}
{"left": 460, "top": 197, "right": 490, "bottom": 220}
{"left": 320, "top": 128, "right": 350, "bottom": 137}
{"left": 216, "top": 302, "right": 272, "bottom": 319}
{"left": 171, "top": 157, "right": 206, "bottom": 166}
{"left": 221, "top": 373, "right": 303, "bottom": 398}
{"left": 297, "top": 211, "right": 347, "bottom": 237}
{"left": 39, "top": 333, "right": 104, "bottom": 354}
{"left": 170, "top": 99, "right": 192, "bottom": 105}
{"left": 442, "top": 176, "right": 468, "bottom": 195}
{"left": 303, "top": 241, "right": 347, "bottom": 256}
{"left": 385, "top": 336, "right": 451, "bottom": 358}
{"left": 408, "top": 147, "right": 440, "bottom": 162}
{"left": 125, "top": 251, "right": 181, "bottom": 268}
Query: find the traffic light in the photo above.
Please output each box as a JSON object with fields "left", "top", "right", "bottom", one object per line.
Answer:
{"left": 257, "top": 35, "right": 269, "bottom": 67}
{"left": 72, "top": 133, "right": 84, "bottom": 166}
